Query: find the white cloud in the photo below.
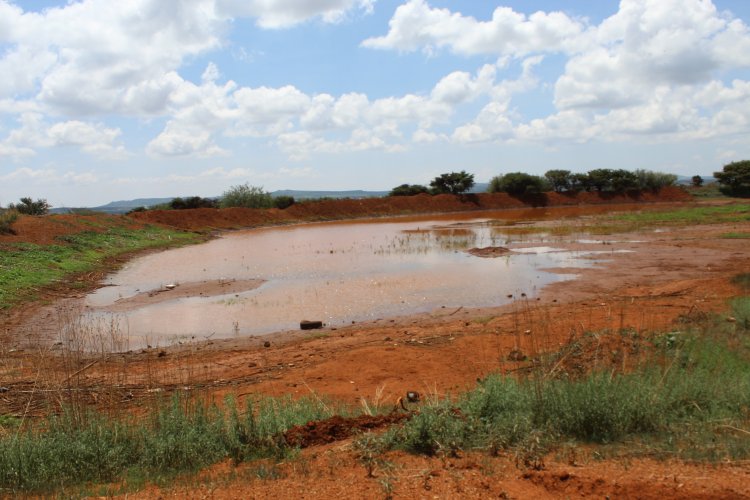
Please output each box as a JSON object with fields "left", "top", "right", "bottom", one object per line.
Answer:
{"left": 362, "top": 0, "right": 584, "bottom": 56}
{"left": 216, "top": 0, "right": 375, "bottom": 28}
{"left": 1, "top": 113, "right": 126, "bottom": 159}
{"left": 554, "top": 0, "right": 750, "bottom": 111}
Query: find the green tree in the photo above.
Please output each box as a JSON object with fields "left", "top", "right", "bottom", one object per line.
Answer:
{"left": 8, "top": 197, "right": 50, "bottom": 215}
{"left": 169, "top": 196, "right": 218, "bottom": 209}
{"left": 389, "top": 184, "right": 429, "bottom": 196}
{"left": 610, "top": 169, "right": 639, "bottom": 193}
{"left": 220, "top": 184, "right": 274, "bottom": 208}
{"left": 429, "top": 171, "right": 475, "bottom": 195}
{"left": 691, "top": 175, "right": 704, "bottom": 187}
{"left": 488, "top": 172, "right": 549, "bottom": 195}
{"left": 714, "top": 160, "right": 750, "bottom": 197}
{"left": 570, "top": 173, "right": 593, "bottom": 192}
{"left": 586, "top": 169, "right": 614, "bottom": 192}
{"left": 544, "top": 170, "right": 572, "bottom": 192}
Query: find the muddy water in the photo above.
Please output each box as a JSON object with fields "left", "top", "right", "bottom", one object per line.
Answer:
{"left": 84, "top": 207, "right": 635, "bottom": 346}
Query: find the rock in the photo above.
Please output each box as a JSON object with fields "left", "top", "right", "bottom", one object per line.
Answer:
{"left": 507, "top": 349, "right": 527, "bottom": 362}
{"left": 466, "top": 246, "right": 511, "bottom": 258}
{"left": 300, "top": 320, "right": 324, "bottom": 330}
{"left": 263, "top": 340, "right": 271, "bottom": 348}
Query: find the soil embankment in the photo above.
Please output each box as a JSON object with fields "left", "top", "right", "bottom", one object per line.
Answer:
{"left": 129, "top": 187, "right": 691, "bottom": 231}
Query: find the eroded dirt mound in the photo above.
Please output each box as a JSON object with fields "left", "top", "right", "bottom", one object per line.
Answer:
{"left": 130, "top": 187, "right": 692, "bottom": 231}
{"left": 284, "top": 413, "right": 411, "bottom": 448}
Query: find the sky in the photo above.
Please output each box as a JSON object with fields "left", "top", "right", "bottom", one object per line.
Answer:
{"left": 1, "top": 0, "right": 750, "bottom": 207}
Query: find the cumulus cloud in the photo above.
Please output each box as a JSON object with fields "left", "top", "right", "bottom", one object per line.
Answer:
{"left": 362, "top": 0, "right": 584, "bottom": 56}
{"left": 1, "top": 113, "right": 126, "bottom": 159}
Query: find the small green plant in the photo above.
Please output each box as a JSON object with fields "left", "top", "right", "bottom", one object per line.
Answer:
{"left": 0, "top": 209, "right": 19, "bottom": 234}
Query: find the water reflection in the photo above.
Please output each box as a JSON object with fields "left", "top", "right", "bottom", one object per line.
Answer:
{"left": 83, "top": 208, "right": 636, "bottom": 346}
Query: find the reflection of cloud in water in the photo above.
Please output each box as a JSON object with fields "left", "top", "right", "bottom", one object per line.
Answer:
{"left": 82, "top": 214, "right": 629, "bottom": 346}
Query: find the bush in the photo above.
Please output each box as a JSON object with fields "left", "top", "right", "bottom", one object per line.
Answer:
{"left": 714, "top": 160, "right": 750, "bottom": 197}
{"left": 0, "top": 209, "right": 19, "bottom": 234}
{"left": 273, "top": 196, "right": 295, "bottom": 209}
{"left": 389, "top": 184, "right": 429, "bottom": 196}
{"left": 634, "top": 169, "right": 677, "bottom": 191}
{"left": 220, "top": 184, "right": 274, "bottom": 209}
{"left": 488, "top": 172, "right": 549, "bottom": 195}
{"left": 8, "top": 197, "right": 50, "bottom": 216}
{"left": 429, "top": 171, "right": 475, "bottom": 195}
{"left": 692, "top": 175, "right": 704, "bottom": 187}
{"left": 169, "top": 196, "right": 218, "bottom": 210}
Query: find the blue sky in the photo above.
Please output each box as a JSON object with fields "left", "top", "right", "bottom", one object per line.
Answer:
{"left": 1, "top": 0, "right": 750, "bottom": 207}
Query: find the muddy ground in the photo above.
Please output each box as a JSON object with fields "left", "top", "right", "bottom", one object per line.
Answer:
{"left": 1, "top": 192, "right": 750, "bottom": 498}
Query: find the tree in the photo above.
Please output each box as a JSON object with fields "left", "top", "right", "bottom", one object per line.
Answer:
{"left": 220, "top": 183, "right": 274, "bottom": 208}
{"left": 609, "top": 169, "right": 639, "bottom": 193}
{"left": 570, "top": 173, "right": 593, "bottom": 192}
{"left": 488, "top": 172, "right": 549, "bottom": 195}
{"left": 691, "top": 175, "right": 704, "bottom": 187}
{"left": 714, "top": 160, "right": 750, "bottom": 197}
{"left": 169, "top": 196, "right": 218, "bottom": 209}
{"left": 389, "top": 184, "right": 429, "bottom": 196}
{"left": 8, "top": 197, "right": 50, "bottom": 215}
{"left": 586, "top": 169, "right": 614, "bottom": 192}
{"left": 429, "top": 171, "right": 475, "bottom": 195}
{"left": 544, "top": 170, "right": 572, "bottom": 192}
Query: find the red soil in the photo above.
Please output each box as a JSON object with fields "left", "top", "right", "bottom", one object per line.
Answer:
{"left": 2, "top": 189, "right": 749, "bottom": 499}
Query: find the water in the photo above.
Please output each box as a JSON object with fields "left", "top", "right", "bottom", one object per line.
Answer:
{"left": 83, "top": 209, "right": 631, "bottom": 346}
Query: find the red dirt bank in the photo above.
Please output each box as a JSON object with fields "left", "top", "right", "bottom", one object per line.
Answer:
{"left": 130, "top": 187, "right": 691, "bottom": 231}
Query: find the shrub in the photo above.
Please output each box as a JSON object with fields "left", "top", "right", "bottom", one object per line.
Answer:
{"left": 273, "top": 195, "right": 295, "bottom": 209}
{"left": 429, "top": 171, "right": 475, "bottom": 195}
{"left": 634, "top": 169, "right": 677, "bottom": 191}
{"left": 714, "top": 160, "right": 750, "bottom": 197}
{"left": 220, "top": 184, "right": 274, "bottom": 209}
{"left": 692, "top": 175, "right": 704, "bottom": 187}
{"left": 0, "top": 209, "right": 19, "bottom": 234}
{"left": 389, "top": 184, "right": 429, "bottom": 196}
{"left": 8, "top": 197, "right": 50, "bottom": 215}
{"left": 488, "top": 172, "right": 549, "bottom": 195}
{"left": 169, "top": 196, "right": 218, "bottom": 210}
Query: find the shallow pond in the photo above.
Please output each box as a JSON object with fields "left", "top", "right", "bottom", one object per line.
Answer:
{"left": 84, "top": 207, "right": 633, "bottom": 347}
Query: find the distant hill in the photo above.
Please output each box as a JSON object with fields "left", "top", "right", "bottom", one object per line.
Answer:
{"left": 48, "top": 182, "right": 503, "bottom": 214}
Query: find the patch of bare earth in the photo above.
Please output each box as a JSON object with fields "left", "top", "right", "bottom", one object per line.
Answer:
{"left": 2, "top": 196, "right": 749, "bottom": 498}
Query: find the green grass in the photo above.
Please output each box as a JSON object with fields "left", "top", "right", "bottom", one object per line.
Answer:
{"left": 721, "top": 232, "right": 750, "bottom": 239}
{"left": 0, "top": 226, "right": 200, "bottom": 309}
{"left": 368, "top": 315, "right": 750, "bottom": 462}
{"left": 610, "top": 203, "right": 750, "bottom": 226}
{"left": 0, "top": 395, "right": 335, "bottom": 494}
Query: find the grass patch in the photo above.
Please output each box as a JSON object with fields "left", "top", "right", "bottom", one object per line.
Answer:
{"left": 367, "top": 318, "right": 750, "bottom": 463}
{"left": 0, "top": 394, "right": 334, "bottom": 494}
{"left": 721, "top": 232, "right": 750, "bottom": 239}
{"left": 0, "top": 226, "right": 200, "bottom": 309}
{"left": 610, "top": 203, "right": 750, "bottom": 226}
